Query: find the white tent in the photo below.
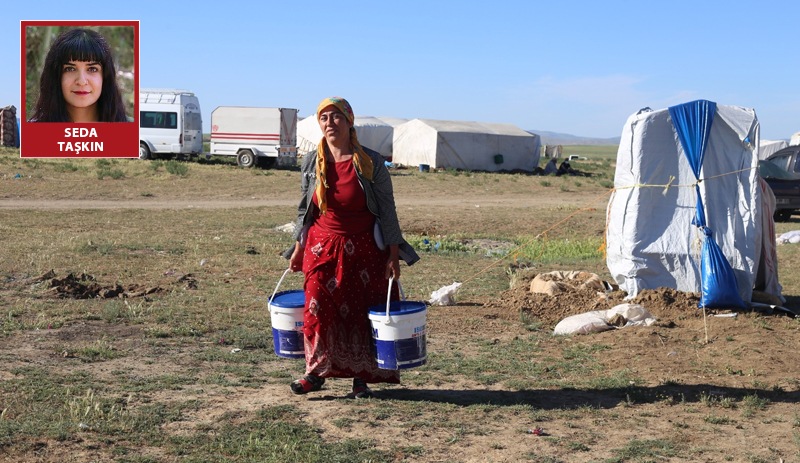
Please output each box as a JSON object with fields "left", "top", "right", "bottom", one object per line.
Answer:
{"left": 296, "top": 115, "right": 394, "bottom": 159}
{"left": 376, "top": 116, "right": 409, "bottom": 128}
{"left": 606, "top": 101, "right": 782, "bottom": 306}
{"left": 759, "top": 139, "right": 789, "bottom": 160}
{"left": 392, "top": 118, "right": 541, "bottom": 172}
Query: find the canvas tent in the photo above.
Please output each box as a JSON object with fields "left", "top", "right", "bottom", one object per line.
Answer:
{"left": 606, "top": 100, "right": 783, "bottom": 307}
{"left": 376, "top": 116, "right": 409, "bottom": 128}
{"left": 296, "top": 115, "right": 394, "bottom": 159}
{"left": 392, "top": 119, "right": 541, "bottom": 172}
{"left": 543, "top": 144, "right": 563, "bottom": 159}
{"left": 759, "top": 139, "right": 789, "bottom": 159}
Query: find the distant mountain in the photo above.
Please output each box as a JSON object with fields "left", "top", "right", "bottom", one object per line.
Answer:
{"left": 528, "top": 130, "right": 620, "bottom": 146}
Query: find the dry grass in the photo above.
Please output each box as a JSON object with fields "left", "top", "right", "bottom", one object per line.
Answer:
{"left": 1, "top": 147, "right": 799, "bottom": 462}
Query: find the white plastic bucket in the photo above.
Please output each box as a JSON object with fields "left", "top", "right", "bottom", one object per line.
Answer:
{"left": 268, "top": 269, "right": 305, "bottom": 359}
{"left": 368, "top": 278, "right": 427, "bottom": 370}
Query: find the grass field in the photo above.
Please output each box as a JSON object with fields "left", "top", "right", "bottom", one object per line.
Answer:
{"left": 1, "top": 146, "right": 799, "bottom": 463}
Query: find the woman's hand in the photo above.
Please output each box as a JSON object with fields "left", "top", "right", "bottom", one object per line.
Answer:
{"left": 289, "top": 242, "right": 303, "bottom": 272}
{"left": 385, "top": 245, "right": 400, "bottom": 280}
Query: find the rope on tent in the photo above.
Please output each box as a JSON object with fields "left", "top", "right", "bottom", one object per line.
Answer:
{"left": 611, "top": 166, "right": 757, "bottom": 192}
{"left": 429, "top": 162, "right": 763, "bottom": 306}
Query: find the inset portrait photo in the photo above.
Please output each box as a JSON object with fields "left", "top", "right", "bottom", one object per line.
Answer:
{"left": 20, "top": 21, "right": 139, "bottom": 158}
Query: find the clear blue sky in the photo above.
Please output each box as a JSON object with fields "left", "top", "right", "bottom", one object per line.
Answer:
{"left": 4, "top": 0, "right": 799, "bottom": 140}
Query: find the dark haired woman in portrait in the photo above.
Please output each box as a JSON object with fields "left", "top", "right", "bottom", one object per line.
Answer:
{"left": 30, "top": 28, "right": 128, "bottom": 123}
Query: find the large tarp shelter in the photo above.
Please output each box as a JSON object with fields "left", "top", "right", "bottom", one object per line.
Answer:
{"left": 376, "top": 116, "right": 409, "bottom": 128}
{"left": 392, "top": 119, "right": 541, "bottom": 172}
{"left": 296, "top": 115, "right": 394, "bottom": 159}
{"left": 606, "top": 101, "right": 782, "bottom": 306}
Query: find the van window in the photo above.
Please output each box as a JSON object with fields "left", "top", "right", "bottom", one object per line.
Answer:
{"left": 140, "top": 111, "right": 178, "bottom": 129}
{"left": 184, "top": 112, "right": 202, "bottom": 131}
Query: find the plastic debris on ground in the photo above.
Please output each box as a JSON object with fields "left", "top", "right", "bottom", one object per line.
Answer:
{"left": 429, "top": 282, "right": 462, "bottom": 306}
{"left": 275, "top": 222, "right": 297, "bottom": 234}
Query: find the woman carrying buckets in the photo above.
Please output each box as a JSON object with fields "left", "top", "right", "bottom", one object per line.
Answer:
{"left": 284, "top": 97, "right": 420, "bottom": 399}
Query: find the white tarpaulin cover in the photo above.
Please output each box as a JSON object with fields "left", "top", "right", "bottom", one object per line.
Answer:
{"left": 376, "top": 116, "right": 409, "bottom": 128}
{"left": 759, "top": 139, "right": 789, "bottom": 160}
{"left": 296, "top": 115, "right": 394, "bottom": 158}
{"left": 606, "top": 102, "right": 782, "bottom": 305}
{"left": 392, "top": 119, "right": 541, "bottom": 172}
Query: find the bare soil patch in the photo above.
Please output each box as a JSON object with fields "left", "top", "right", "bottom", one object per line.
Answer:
{"left": 1, "top": 158, "right": 799, "bottom": 462}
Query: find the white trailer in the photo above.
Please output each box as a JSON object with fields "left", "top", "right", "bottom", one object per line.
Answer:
{"left": 209, "top": 106, "right": 298, "bottom": 168}
{"left": 139, "top": 88, "right": 203, "bottom": 160}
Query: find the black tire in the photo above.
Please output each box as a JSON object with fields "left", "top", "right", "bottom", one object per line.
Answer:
{"left": 257, "top": 156, "right": 276, "bottom": 169}
{"left": 139, "top": 142, "right": 152, "bottom": 160}
{"left": 237, "top": 149, "right": 255, "bottom": 168}
{"left": 774, "top": 209, "right": 792, "bottom": 222}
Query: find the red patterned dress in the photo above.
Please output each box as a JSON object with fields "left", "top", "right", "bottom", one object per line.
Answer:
{"left": 302, "top": 159, "right": 400, "bottom": 383}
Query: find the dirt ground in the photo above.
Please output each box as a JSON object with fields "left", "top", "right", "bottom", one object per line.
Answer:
{"left": 4, "top": 276, "right": 799, "bottom": 462}
{"left": 1, "top": 164, "right": 800, "bottom": 462}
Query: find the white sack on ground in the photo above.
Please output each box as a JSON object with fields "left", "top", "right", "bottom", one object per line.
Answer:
{"left": 778, "top": 230, "right": 800, "bottom": 244}
{"left": 553, "top": 303, "right": 656, "bottom": 335}
{"left": 529, "top": 270, "right": 606, "bottom": 296}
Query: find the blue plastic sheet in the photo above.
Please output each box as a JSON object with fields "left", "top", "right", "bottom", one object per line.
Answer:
{"left": 669, "top": 100, "right": 746, "bottom": 309}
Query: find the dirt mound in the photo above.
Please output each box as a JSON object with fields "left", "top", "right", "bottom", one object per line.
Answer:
{"left": 44, "top": 271, "right": 163, "bottom": 299}
{"left": 489, "top": 283, "right": 703, "bottom": 328}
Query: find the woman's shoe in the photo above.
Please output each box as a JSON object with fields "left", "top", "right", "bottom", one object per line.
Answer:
{"left": 350, "top": 378, "right": 373, "bottom": 399}
{"left": 290, "top": 375, "right": 325, "bottom": 395}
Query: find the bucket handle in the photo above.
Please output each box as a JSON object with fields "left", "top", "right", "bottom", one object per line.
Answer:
{"left": 269, "top": 268, "right": 293, "bottom": 305}
{"left": 383, "top": 277, "right": 405, "bottom": 321}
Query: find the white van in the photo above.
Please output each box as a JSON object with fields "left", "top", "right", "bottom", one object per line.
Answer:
{"left": 209, "top": 106, "right": 298, "bottom": 168}
{"left": 139, "top": 88, "right": 203, "bottom": 160}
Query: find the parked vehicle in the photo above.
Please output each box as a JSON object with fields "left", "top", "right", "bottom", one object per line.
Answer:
{"left": 765, "top": 145, "right": 800, "bottom": 178}
{"left": 758, "top": 160, "right": 800, "bottom": 222}
{"left": 209, "top": 106, "right": 298, "bottom": 168}
{"left": 139, "top": 88, "right": 203, "bottom": 160}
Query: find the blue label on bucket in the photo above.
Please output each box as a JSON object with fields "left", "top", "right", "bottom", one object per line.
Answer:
{"left": 374, "top": 336, "right": 427, "bottom": 370}
{"left": 272, "top": 328, "right": 304, "bottom": 359}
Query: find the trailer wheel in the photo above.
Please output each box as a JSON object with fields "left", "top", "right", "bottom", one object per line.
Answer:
{"left": 257, "top": 156, "right": 276, "bottom": 169}
{"left": 237, "top": 149, "right": 255, "bottom": 168}
{"left": 139, "top": 142, "right": 152, "bottom": 160}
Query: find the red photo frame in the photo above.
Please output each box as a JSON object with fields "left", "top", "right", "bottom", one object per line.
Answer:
{"left": 20, "top": 20, "right": 139, "bottom": 158}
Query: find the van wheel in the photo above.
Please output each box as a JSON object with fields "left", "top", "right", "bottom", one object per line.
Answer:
{"left": 237, "top": 149, "right": 255, "bottom": 168}
{"left": 139, "top": 143, "right": 152, "bottom": 160}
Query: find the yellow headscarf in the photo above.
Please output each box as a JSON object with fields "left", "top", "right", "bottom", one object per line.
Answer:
{"left": 315, "top": 97, "right": 374, "bottom": 214}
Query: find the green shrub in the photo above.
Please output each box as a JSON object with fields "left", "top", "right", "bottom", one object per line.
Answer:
{"left": 165, "top": 160, "right": 189, "bottom": 177}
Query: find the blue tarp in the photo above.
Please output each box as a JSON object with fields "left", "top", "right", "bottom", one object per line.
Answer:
{"left": 668, "top": 100, "right": 746, "bottom": 309}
